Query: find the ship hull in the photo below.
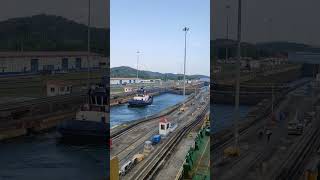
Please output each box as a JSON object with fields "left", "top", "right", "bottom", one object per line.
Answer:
{"left": 128, "top": 96, "right": 153, "bottom": 107}
{"left": 57, "top": 119, "right": 109, "bottom": 143}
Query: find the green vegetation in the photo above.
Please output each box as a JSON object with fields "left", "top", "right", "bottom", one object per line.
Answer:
{"left": 0, "top": 14, "right": 109, "bottom": 56}
{"left": 111, "top": 66, "right": 208, "bottom": 80}
{"left": 211, "top": 39, "right": 320, "bottom": 59}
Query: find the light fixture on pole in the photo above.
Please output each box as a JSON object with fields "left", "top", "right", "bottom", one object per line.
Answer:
{"left": 136, "top": 50, "right": 140, "bottom": 83}
{"left": 87, "top": 0, "right": 91, "bottom": 88}
{"left": 225, "top": 4, "right": 230, "bottom": 62}
{"left": 234, "top": 0, "right": 242, "bottom": 150}
{"left": 182, "top": 27, "right": 189, "bottom": 99}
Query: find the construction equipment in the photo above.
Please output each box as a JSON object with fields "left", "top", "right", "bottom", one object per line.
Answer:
{"left": 151, "top": 135, "right": 161, "bottom": 145}
{"left": 132, "top": 154, "right": 144, "bottom": 164}
{"left": 143, "top": 140, "right": 154, "bottom": 156}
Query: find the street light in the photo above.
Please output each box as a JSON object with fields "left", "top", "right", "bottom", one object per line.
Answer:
{"left": 234, "top": 0, "right": 242, "bottom": 150}
{"left": 87, "top": 0, "right": 91, "bottom": 88}
{"left": 136, "top": 50, "right": 140, "bottom": 82}
{"left": 183, "top": 27, "right": 189, "bottom": 99}
{"left": 225, "top": 4, "right": 231, "bottom": 62}
{"left": 267, "top": 18, "right": 274, "bottom": 115}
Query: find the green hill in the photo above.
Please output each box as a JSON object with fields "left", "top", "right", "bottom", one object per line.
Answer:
{"left": 211, "top": 39, "right": 320, "bottom": 59}
{"left": 111, "top": 66, "right": 208, "bottom": 80}
{"left": 0, "top": 14, "right": 109, "bottom": 56}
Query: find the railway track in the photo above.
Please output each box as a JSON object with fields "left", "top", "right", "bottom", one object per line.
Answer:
{"left": 0, "top": 93, "right": 86, "bottom": 112}
{"left": 269, "top": 122, "right": 320, "bottom": 180}
{"left": 111, "top": 94, "right": 196, "bottom": 140}
{"left": 212, "top": 78, "right": 310, "bottom": 151}
{"left": 113, "top": 102, "right": 196, "bottom": 166}
{"left": 128, "top": 103, "right": 209, "bottom": 180}
{"left": 111, "top": 92, "right": 206, "bottom": 161}
{"left": 212, "top": 78, "right": 312, "bottom": 179}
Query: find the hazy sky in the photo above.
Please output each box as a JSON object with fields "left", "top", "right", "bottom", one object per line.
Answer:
{"left": 211, "top": 0, "right": 320, "bottom": 45}
{"left": 0, "top": 0, "right": 109, "bottom": 28}
{"left": 111, "top": 0, "right": 210, "bottom": 76}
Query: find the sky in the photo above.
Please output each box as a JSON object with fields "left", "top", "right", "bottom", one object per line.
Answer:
{"left": 0, "top": 0, "right": 109, "bottom": 28}
{"left": 110, "top": 0, "right": 210, "bottom": 76}
{"left": 211, "top": 0, "right": 320, "bottom": 46}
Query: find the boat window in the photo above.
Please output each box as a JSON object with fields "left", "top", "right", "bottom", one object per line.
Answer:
{"left": 161, "top": 124, "right": 165, "bottom": 130}
{"left": 50, "top": 87, "right": 55, "bottom": 92}
{"left": 167, "top": 123, "right": 170, "bottom": 129}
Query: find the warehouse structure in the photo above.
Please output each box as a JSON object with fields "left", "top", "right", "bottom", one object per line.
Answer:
{"left": 0, "top": 51, "right": 108, "bottom": 74}
{"left": 110, "top": 78, "right": 162, "bottom": 85}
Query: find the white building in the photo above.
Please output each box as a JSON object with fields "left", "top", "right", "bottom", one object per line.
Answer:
{"left": 110, "top": 78, "right": 140, "bottom": 85}
{"left": 46, "top": 80, "right": 72, "bottom": 97}
{"left": 0, "top": 51, "right": 108, "bottom": 74}
{"left": 110, "top": 78, "right": 162, "bottom": 85}
{"left": 159, "top": 117, "right": 171, "bottom": 136}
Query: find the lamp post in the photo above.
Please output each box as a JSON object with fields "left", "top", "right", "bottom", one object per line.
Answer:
{"left": 87, "top": 0, "right": 91, "bottom": 88}
{"left": 268, "top": 18, "right": 274, "bottom": 115}
{"left": 183, "top": 27, "right": 189, "bottom": 99}
{"left": 234, "top": 0, "right": 242, "bottom": 149}
{"left": 136, "top": 50, "right": 140, "bottom": 84}
{"left": 225, "top": 5, "right": 230, "bottom": 62}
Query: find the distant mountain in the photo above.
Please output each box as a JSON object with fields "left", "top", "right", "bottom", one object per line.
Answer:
{"left": 111, "top": 66, "right": 208, "bottom": 80}
{"left": 211, "top": 39, "right": 320, "bottom": 59}
{"left": 0, "top": 14, "right": 109, "bottom": 56}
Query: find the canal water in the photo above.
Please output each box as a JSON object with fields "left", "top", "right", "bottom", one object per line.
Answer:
{"left": 110, "top": 93, "right": 186, "bottom": 127}
{"left": 0, "top": 132, "right": 107, "bottom": 180}
{"left": 211, "top": 104, "right": 251, "bottom": 133}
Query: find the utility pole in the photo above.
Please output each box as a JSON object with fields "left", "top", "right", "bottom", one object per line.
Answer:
{"left": 87, "top": 0, "right": 91, "bottom": 88}
{"left": 136, "top": 50, "right": 140, "bottom": 82}
{"left": 183, "top": 27, "right": 189, "bottom": 99}
{"left": 225, "top": 5, "right": 230, "bottom": 63}
{"left": 269, "top": 18, "right": 274, "bottom": 115}
{"left": 234, "top": 0, "right": 242, "bottom": 149}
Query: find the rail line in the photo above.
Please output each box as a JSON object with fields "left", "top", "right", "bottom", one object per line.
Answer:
{"left": 0, "top": 93, "right": 86, "bottom": 112}
{"left": 113, "top": 103, "right": 195, "bottom": 165}
{"left": 212, "top": 78, "right": 310, "bottom": 151}
{"left": 111, "top": 92, "right": 203, "bottom": 161}
{"left": 128, "top": 103, "right": 209, "bottom": 180}
{"left": 269, "top": 123, "right": 320, "bottom": 180}
{"left": 111, "top": 94, "right": 196, "bottom": 140}
{"left": 212, "top": 78, "right": 311, "bottom": 179}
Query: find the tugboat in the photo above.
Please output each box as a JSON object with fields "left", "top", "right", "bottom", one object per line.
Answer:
{"left": 57, "top": 83, "right": 109, "bottom": 143}
{"left": 128, "top": 88, "right": 153, "bottom": 107}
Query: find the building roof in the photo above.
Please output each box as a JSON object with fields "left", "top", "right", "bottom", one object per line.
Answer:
{"left": 159, "top": 117, "right": 169, "bottom": 124}
{"left": 0, "top": 51, "right": 102, "bottom": 58}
